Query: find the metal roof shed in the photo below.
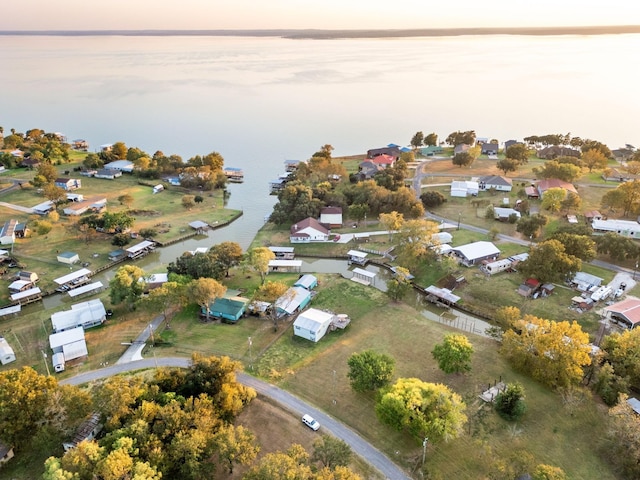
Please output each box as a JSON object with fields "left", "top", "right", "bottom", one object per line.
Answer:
{"left": 49, "top": 326, "right": 85, "bottom": 351}
{"left": 54, "top": 268, "right": 92, "bottom": 286}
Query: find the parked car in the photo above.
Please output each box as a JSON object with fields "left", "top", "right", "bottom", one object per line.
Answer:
{"left": 302, "top": 414, "right": 320, "bottom": 431}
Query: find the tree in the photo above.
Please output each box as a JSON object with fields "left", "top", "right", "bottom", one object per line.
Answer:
{"left": 247, "top": 246, "right": 275, "bottom": 284}
{"left": 112, "top": 141, "right": 128, "bottom": 159}
{"left": 347, "top": 350, "right": 395, "bottom": 393}
{"left": 541, "top": 187, "right": 567, "bottom": 212}
{"left": 254, "top": 280, "right": 289, "bottom": 330}
{"left": 192, "top": 277, "right": 227, "bottom": 321}
{"left": 168, "top": 251, "right": 226, "bottom": 280}
{"left": 581, "top": 139, "right": 612, "bottom": 158}
{"left": 494, "top": 306, "right": 521, "bottom": 329}
{"left": 550, "top": 232, "right": 596, "bottom": 261}
{"left": 378, "top": 211, "right": 404, "bottom": 241}
{"left": 533, "top": 161, "right": 581, "bottom": 182}
{"left": 420, "top": 190, "right": 446, "bottom": 208}
{"left": 516, "top": 213, "right": 548, "bottom": 239}
{"left": 118, "top": 193, "right": 134, "bottom": 208}
{"left": 517, "top": 239, "right": 581, "bottom": 283}
{"left": 312, "top": 435, "right": 352, "bottom": 468}
{"left": 424, "top": 132, "right": 438, "bottom": 146}
{"left": 386, "top": 267, "right": 412, "bottom": 302}
{"left": 144, "top": 281, "right": 185, "bottom": 322}
{"left": 410, "top": 131, "right": 424, "bottom": 149}
{"left": 452, "top": 151, "right": 474, "bottom": 168}
{"left": 505, "top": 143, "right": 530, "bottom": 164}
{"left": 532, "top": 464, "right": 567, "bottom": 480}
{"left": 244, "top": 444, "right": 312, "bottom": 480}
{"left": 496, "top": 158, "right": 518, "bottom": 175}
{"left": 446, "top": 130, "right": 476, "bottom": 146}
{"left": 210, "top": 241, "right": 244, "bottom": 277}
{"left": 48, "top": 210, "right": 60, "bottom": 223}
{"left": 269, "top": 183, "right": 323, "bottom": 225}
{"left": 194, "top": 194, "right": 204, "bottom": 203}
{"left": 109, "top": 265, "right": 146, "bottom": 309}
{"left": 501, "top": 316, "right": 591, "bottom": 389}
{"left": 214, "top": 424, "right": 260, "bottom": 474}
{"left": 101, "top": 211, "right": 135, "bottom": 232}
{"left": 376, "top": 378, "right": 467, "bottom": 443}
{"left": 432, "top": 334, "right": 474, "bottom": 374}
{"left": 43, "top": 183, "right": 67, "bottom": 209}
{"left": 602, "top": 180, "right": 640, "bottom": 216}
{"left": 35, "top": 219, "right": 53, "bottom": 235}
{"left": 494, "top": 383, "right": 526, "bottom": 421}
{"left": 36, "top": 162, "right": 59, "bottom": 183}
{"left": 348, "top": 203, "right": 369, "bottom": 225}
{"left": 582, "top": 148, "right": 608, "bottom": 172}
{"left": 182, "top": 194, "right": 195, "bottom": 210}
{"left": 560, "top": 191, "right": 582, "bottom": 212}
{"left": 606, "top": 394, "right": 640, "bottom": 478}
{"left": 595, "top": 232, "right": 639, "bottom": 261}
{"left": 394, "top": 218, "right": 439, "bottom": 264}
{"left": 600, "top": 328, "right": 640, "bottom": 393}
{"left": 111, "top": 233, "right": 130, "bottom": 246}
{"left": 30, "top": 174, "right": 48, "bottom": 188}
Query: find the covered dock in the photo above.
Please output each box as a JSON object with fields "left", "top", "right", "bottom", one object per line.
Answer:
{"left": 268, "top": 259, "right": 302, "bottom": 273}
{"left": 68, "top": 281, "right": 104, "bottom": 298}
{"left": 424, "top": 285, "right": 461, "bottom": 306}
{"left": 351, "top": 268, "right": 376, "bottom": 286}
{"left": 54, "top": 268, "right": 92, "bottom": 291}
{"left": 126, "top": 240, "right": 156, "bottom": 259}
{"left": 11, "top": 287, "right": 42, "bottom": 305}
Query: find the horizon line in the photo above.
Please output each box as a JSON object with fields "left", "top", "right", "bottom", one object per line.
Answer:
{"left": 1, "top": 25, "right": 640, "bottom": 39}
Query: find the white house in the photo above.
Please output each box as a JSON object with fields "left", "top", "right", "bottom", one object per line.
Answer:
{"left": 451, "top": 241, "right": 500, "bottom": 266}
{"left": 592, "top": 219, "right": 640, "bottom": 238}
{"left": 57, "top": 251, "right": 80, "bottom": 264}
{"left": 450, "top": 180, "right": 479, "bottom": 197}
{"left": 319, "top": 206, "right": 343, "bottom": 228}
{"left": 51, "top": 299, "right": 107, "bottom": 333}
{"left": 293, "top": 308, "right": 335, "bottom": 342}
{"left": 0, "top": 219, "right": 17, "bottom": 245}
{"left": 478, "top": 175, "right": 513, "bottom": 192}
{"left": 290, "top": 217, "right": 330, "bottom": 243}
{"left": 0, "top": 337, "right": 16, "bottom": 365}
{"left": 493, "top": 207, "right": 521, "bottom": 221}
{"left": 104, "top": 160, "right": 134, "bottom": 173}
{"left": 49, "top": 326, "right": 88, "bottom": 368}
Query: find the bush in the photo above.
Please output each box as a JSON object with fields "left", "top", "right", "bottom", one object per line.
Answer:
{"left": 420, "top": 191, "right": 446, "bottom": 208}
{"left": 494, "top": 383, "right": 526, "bottom": 421}
{"left": 139, "top": 228, "right": 157, "bottom": 239}
{"left": 112, "top": 233, "right": 131, "bottom": 246}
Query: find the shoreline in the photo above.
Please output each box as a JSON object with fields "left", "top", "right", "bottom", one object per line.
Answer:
{"left": 2, "top": 25, "right": 640, "bottom": 39}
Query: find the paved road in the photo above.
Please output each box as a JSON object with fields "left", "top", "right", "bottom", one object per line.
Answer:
{"left": 62, "top": 358, "right": 411, "bottom": 480}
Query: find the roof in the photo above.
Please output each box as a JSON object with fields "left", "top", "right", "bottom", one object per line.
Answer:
{"left": 347, "top": 250, "right": 368, "bottom": 258}
{"left": 572, "top": 272, "right": 603, "bottom": 287}
{"left": 268, "top": 260, "right": 303, "bottom": 267}
{"left": 425, "top": 285, "right": 461, "bottom": 303}
{"left": 51, "top": 299, "right": 106, "bottom": 332}
{"left": 126, "top": 240, "right": 155, "bottom": 254}
{"left": 478, "top": 175, "right": 512, "bottom": 186}
{"left": 290, "top": 217, "right": 329, "bottom": 235}
{"left": 189, "top": 220, "right": 209, "bottom": 229}
{"left": 294, "top": 274, "right": 317, "bottom": 289}
{"left": 592, "top": 218, "right": 640, "bottom": 232}
{"left": 269, "top": 246, "right": 294, "bottom": 253}
{"left": 352, "top": 267, "right": 376, "bottom": 278}
{"left": 320, "top": 206, "right": 342, "bottom": 215}
{"left": 0, "top": 337, "right": 15, "bottom": 358}
{"left": 605, "top": 298, "right": 640, "bottom": 327}
{"left": 68, "top": 281, "right": 104, "bottom": 298}
{"left": 58, "top": 251, "right": 78, "bottom": 259}
{"left": 54, "top": 268, "right": 91, "bottom": 286}
{"left": 371, "top": 154, "right": 395, "bottom": 165}
{"left": 452, "top": 241, "right": 500, "bottom": 261}
{"left": 208, "top": 296, "right": 250, "bottom": 316}
{"left": 145, "top": 273, "right": 168, "bottom": 284}
{"left": 104, "top": 160, "right": 134, "bottom": 170}
{"left": 49, "top": 326, "right": 85, "bottom": 350}
{"left": 537, "top": 179, "right": 578, "bottom": 194}
{"left": 628, "top": 397, "right": 640, "bottom": 415}
{"left": 294, "top": 308, "right": 334, "bottom": 332}
{"left": 275, "top": 286, "right": 311, "bottom": 315}
{"left": 11, "top": 287, "right": 41, "bottom": 301}
{"left": 8, "top": 280, "right": 31, "bottom": 290}
{"left": 62, "top": 339, "right": 89, "bottom": 360}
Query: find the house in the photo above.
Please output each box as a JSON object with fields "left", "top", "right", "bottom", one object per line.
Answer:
{"left": 451, "top": 241, "right": 500, "bottom": 266}
{"left": 481, "top": 253, "right": 528, "bottom": 275}
{"left": 0, "top": 337, "right": 16, "bottom": 365}
{"left": 20, "top": 157, "right": 39, "bottom": 168}
{"left": 63, "top": 197, "right": 107, "bottom": 216}
{"left": 49, "top": 326, "right": 88, "bottom": 369}
{"left": 347, "top": 250, "right": 368, "bottom": 265}
{"left": 481, "top": 143, "right": 499, "bottom": 155}
{"left": 493, "top": 207, "right": 521, "bottom": 221}
{"left": 601, "top": 167, "right": 637, "bottom": 182}
{"left": 57, "top": 251, "right": 80, "bottom": 264}
{"left": 293, "top": 308, "right": 335, "bottom": 342}
{"left": 104, "top": 160, "right": 134, "bottom": 172}
{"left": 290, "top": 217, "right": 330, "bottom": 243}
{"left": 0, "top": 441, "right": 14, "bottom": 466}
{"left": 152, "top": 184, "right": 164, "bottom": 194}
{"left": 80, "top": 169, "right": 98, "bottom": 177}
{"left": 536, "top": 179, "right": 578, "bottom": 197}
{"left": 55, "top": 177, "right": 81, "bottom": 191}
{"left": 143, "top": 273, "right": 168, "bottom": 291}
{"left": 293, "top": 274, "right": 318, "bottom": 290}
{"left": 536, "top": 146, "right": 581, "bottom": 159}
{"left": 518, "top": 278, "right": 541, "bottom": 297}
{"left": 269, "top": 246, "right": 295, "bottom": 260}
{"left": 478, "top": 175, "right": 513, "bottom": 192}
{"left": 202, "top": 296, "right": 250, "bottom": 323}
{"left": 8, "top": 279, "right": 34, "bottom": 293}
{"left": 454, "top": 144, "right": 470, "bottom": 155}
{"left": 223, "top": 167, "right": 244, "bottom": 182}
{"left": 366, "top": 146, "right": 401, "bottom": 159}
{"left": 51, "top": 299, "right": 107, "bottom": 333}
{"left": 17, "top": 271, "right": 39, "bottom": 284}
{"left": 571, "top": 272, "right": 603, "bottom": 292}
{"left": 100, "top": 143, "right": 113, "bottom": 152}
{"left": 604, "top": 298, "right": 640, "bottom": 329}
{"left": 268, "top": 259, "right": 302, "bottom": 273}
{"left": 450, "top": 180, "right": 479, "bottom": 197}
{"left": 420, "top": 145, "right": 443, "bottom": 156}
{"left": 592, "top": 218, "right": 640, "bottom": 238}
{"left": 108, "top": 249, "right": 127, "bottom": 261}
{"left": 319, "top": 207, "right": 343, "bottom": 228}
{"left": 357, "top": 160, "right": 382, "bottom": 179}
{"left": 72, "top": 139, "right": 89, "bottom": 151}
{"left": 14, "top": 222, "right": 28, "bottom": 238}
{"left": 584, "top": 210, "right": 603, "bottom": 222}
{"left": 504, "top": 139, "right": 520, "bottom": 150}
{"left": 524, "top": 186, "right": 539, "bottom": 199}
{"left": 275, "top": 286, "right": 312, "bottom": 317}
{"left": 285, "top": 159, "right": 306, "bottom": 171}
{"left": 371, "top": 154, "right": 395, "bottom": 169}
{"left": 0, "top": 219, "right": 17, "bottom": 245}
{"left": 94, "top": 168, "right": 122, "bottom": 179}
{"left": 63, "top": 413, "right": 102, "bottom": 452}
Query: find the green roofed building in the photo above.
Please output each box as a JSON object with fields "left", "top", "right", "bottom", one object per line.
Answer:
{"left": 203, "top": 296, "right": 250, "bottom": 323}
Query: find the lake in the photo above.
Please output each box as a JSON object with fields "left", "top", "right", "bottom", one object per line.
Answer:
{"left": 1, "top": 33, "right": 639, "bottom": 249}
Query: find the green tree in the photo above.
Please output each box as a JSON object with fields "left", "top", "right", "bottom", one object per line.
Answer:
{"left": 420, "top": 190, "right": 446, "bottom": 208}
{"left": 144, "top": 281, "right": 185, "bottom": 322}
{"left": 603, "top": 180, "right": 640, "bottom": 216}
{"left": 386, "top": 266, "right": 412, "bottom": 302}
{"left": 541, "top": 187, "right": 567, "bottom": 212}
{"left": 560, "top": 191, "right": 582, "bottom": 212}
{"left": 243, "top": 444, "right": 312, "bottom": 480}
{"left": 518, "top": 239, "right": 581, "bottom": 283}
{"left": 35, "top": 219, "right": 53, "bottom": 235}
{"left": 376, "top": 378, "right": 467, "bottom": 443}
{"left": 192, "top": 277, "right": 227, "bottom": 321}
{"left": 394, "top": 218, "right": 439, "bottom": 264}
{"left": 109, "top": 265, "right": 146, "bottom": 309}
{"left": 247, "top": 246, "right": 275, "bottom": 284}
{"left": 496, "top": 158, "right": 518, "bottom": 175}
{"left": 347, "top": 350, "right": 395, "bottom": 393}
{"left": 516, "top": 213, "right": 548, "bottom": 239}
{"left": 112, "top": 141, "right": 128, "bottom": 159}
{"left": 494, "top": 383, "right": 526, "bottom": 421}
{"left": 595, "top": 232, "right": 639, "bottom": 261}
{"left": 581, "top": 139, "right": 612, "bottom": 158}
{"left": 410, "top": 131, "right": 424, "bottom": 150}
{"left": 424, "top": 132, "right": 438, "bottom": 146}
{"left": 533, "top": 161, "right": 581, "bottom": 182}
{"left": 43, "top": 183, "right": 67, "bottom": 209}
{"left": 348, "top": 203, "right": 369, "bottom": 225}
{"left": 214, "top": 424, "right": 260, "bottom": 474}
{"left": 117, "top": 193, "right": 134, "bottom": 208}
{"left": 606, "top": 394, "right": 640, "bottom": 479}
{"left": 432, "top": 334, "right": 474, "bottom": 374}
{"left": 505, "top": 143, "right": 530, "bottom": 164}
{"left": 269, "top": 182, "right": 323, "bottom": 225}
{"left": 452, "top": 151, "right": 474, "bottom": 168}
{"left": 446, "top": 130, "right": 476, "bottom": 146}
{"left": 83, "top": 152, "right": 103, "bottom": 169}
{"left": 600, "top": 328, "right": 640, "bottom": 391}
{"left": 168, "top": 251, "right": 226, "bottom": 280}
{"left": 550, "top": 232, "right": 596, "bottom": 261}
{"left": 501, "top": 315, "right": 591, "bottom": 389}
{"left": 36, "top": 162, "right": 59, "bottom": 183}
{"left": 311, "top": 435, "right": 352, "bottom": 469}
{"left": 30, "top": 174, "right": 48, "bottom": 188}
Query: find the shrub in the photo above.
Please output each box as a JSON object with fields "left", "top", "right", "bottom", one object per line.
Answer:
{"left": 494, "top": 383, "right": 526, "bottom": 421}
{"left": 112, "top": 233, "right": 130, "bottom": 246}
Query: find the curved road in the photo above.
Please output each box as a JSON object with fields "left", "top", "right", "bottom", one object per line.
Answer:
{"left": 61, "top": 358, "right": 411, "bottom": 480}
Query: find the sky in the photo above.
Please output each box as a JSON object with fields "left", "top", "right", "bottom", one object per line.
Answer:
{"left": 2, "top": 0, "right": 640, "bottom": 31}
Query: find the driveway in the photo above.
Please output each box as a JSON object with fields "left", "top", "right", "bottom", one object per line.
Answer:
{"left": 62, "top": 358, "right": 411, "bottom": 480}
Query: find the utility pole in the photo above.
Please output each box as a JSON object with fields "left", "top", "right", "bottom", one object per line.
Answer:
{"left": 248, "top": 336, "right": 253, "bottom": 371}
{"left": 332, "top": 369, "right": 337, "bottom": 405}
{"left": 422, "top": 437, "right": 428, "bottom": 468}
{"left": 41, "top": 350, "right": 51, "bottom": 376}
